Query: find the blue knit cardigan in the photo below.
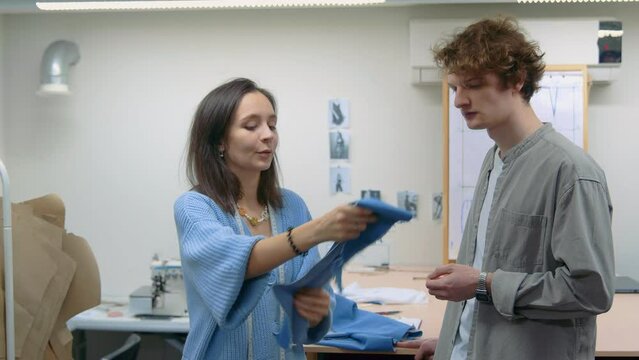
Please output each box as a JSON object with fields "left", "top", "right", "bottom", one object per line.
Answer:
{"left": 174, "top": 189, "right": 332, "bottom": 360}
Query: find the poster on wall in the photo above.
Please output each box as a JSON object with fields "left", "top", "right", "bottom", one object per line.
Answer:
{"left": 329, "top": 130, "right": 350, "bottom": 160}
{"left": 328, "top": 98, "right": 350, "bottom": 129}
{"left": 330, "top": 166, "right": 351, "bottom": 195}
{"left": 397, "top": 191, "right": 418, "bottom": 218}
{"left": 361, "top": 190, "right": 381, "bottom": 200}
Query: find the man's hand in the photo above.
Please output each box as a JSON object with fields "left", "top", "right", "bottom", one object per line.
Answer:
{"left": 396, "top": 337, "right": 438, "bottom": 360}
{"left": 425, "top": 264, "right": 480, "bottom": 302}
{"left": 293, "top": 288, "right": 330, "bottom": 328}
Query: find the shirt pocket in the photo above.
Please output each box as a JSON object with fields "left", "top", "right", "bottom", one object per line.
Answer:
{"left": 491, "top": 208, "right": 547, "bottom": 271}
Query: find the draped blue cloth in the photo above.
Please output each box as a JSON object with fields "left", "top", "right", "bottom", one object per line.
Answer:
{"left": 272, "top": 198, "right": 413, "bottom": 348}
{"left": 318, "top": 294, "right": 422, "bottom": 351}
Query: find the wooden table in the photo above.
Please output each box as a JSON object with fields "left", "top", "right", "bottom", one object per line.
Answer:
{"left": 305, "top": 266, "right": 639, "bottom": 359}
{"left": 595, "top": 293, "right": 639, "bottom": 357}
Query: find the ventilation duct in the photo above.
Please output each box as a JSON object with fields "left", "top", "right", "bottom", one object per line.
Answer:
{"left": 38, "top": 40, "right": 80, "bottom": 95}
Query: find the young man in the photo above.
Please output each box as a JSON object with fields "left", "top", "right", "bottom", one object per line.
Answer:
{"left": 398, "top": 17, "right": 615, "bottom": 360}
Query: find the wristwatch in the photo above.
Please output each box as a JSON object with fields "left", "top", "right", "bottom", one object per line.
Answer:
{"left": 475, "top": 272, "right": 492, "bottom": 304}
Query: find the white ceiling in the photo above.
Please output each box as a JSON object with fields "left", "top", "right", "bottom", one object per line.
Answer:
{"left": 0, "top": 0, "right": 517, "bottom": 14}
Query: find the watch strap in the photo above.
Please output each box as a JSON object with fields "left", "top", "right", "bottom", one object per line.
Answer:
{"left": 475, "top": 271, "right": 492, "bottom": 304}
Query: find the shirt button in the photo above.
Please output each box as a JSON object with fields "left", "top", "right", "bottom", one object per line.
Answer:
{"left": 272, "top": 322, "right": 280, "bottom": 335}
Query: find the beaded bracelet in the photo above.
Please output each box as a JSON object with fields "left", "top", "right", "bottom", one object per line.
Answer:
{"left": 287, "top": 226, "right": 307, "bottom": 257}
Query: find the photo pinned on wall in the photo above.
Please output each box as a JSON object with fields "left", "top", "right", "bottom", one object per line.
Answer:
{"left": 361, "top": 190, "right": 381, "bottom": 200}
{"left": 329, "top": 130, "right": 350, "bottom": 160}
{"left": 432, "top": 192, "right": 443, "bottom": 221}
{"left": 397, "top": 191, "right": 418, "bottom": 218}
{"left": 328, "top": 98, "right": 350, "bottom": 129}
{"left": 330, "top": 166, "right": 351, "bottom": 195}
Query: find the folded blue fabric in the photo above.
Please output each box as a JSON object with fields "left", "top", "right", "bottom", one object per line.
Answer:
{"left": 272, "top": 198, "right": 413, "bottom": 348}
{"left": 318, "top": 294, "right": 422, "bottom": 351}
{"left": 341, "top": 198, "right": 413, "bottom": 263}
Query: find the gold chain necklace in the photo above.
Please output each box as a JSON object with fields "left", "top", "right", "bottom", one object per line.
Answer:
{"left": 237, "top": 205, "right": 269, "bottom": 227}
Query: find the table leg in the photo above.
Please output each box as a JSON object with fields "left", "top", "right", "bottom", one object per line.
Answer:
{"left": 71, "top": 330, "right": 87, "bottom": 360}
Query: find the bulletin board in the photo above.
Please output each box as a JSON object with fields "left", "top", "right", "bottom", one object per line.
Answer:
{"left": 442, "top": 65, "right": 589, "bottom": 263}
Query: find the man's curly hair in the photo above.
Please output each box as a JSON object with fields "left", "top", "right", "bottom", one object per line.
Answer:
{"left": 433, "top": 16, "right": 545, "bottom": 102}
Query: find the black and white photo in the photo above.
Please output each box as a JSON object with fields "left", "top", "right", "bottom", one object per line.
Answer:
{"left": 361, "top": 189, "right": 381, "bottom": 200}
{"left": 330, "top": 166, "right": 351, "bottom": 194}
{"left": 328, "top": 98, "right": 350, "bottom": 129}
{"left": 397, "top": 191, "right": 418, "bottom": 218}
{"left": 329, "top": 130, "right": 350, "bottom": 160}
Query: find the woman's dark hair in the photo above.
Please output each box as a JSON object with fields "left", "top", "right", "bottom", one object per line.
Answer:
{"left": 186, "top": 78, "right": 282, "bottom": 213}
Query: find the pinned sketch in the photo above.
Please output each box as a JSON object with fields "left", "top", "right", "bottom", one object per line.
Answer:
{"left": 329, "top": 130, "right": 350, "bottom": 160}
{"left": 397, "top": 191, "right": 418, "bottom": 218}
{"left": 330, "top": 166, "right": 351, "bottom": 194}
{"left": 432, "top": 192, "right": 443, "bottom": 221}
{"left": 361, "top": 190, "right": 381, "bottom": 200}
{"left": 530, "top": 72, "right": 584, "bottom": 147}
{"left": 444, "top": 66, "right": 588, "bottom": 262}
{"left": 328, "top": 98, "right": 350, "bottom": 129}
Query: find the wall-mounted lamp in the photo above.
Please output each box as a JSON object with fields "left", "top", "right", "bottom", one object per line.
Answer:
{"left": 38, "top": 40, "right": 80, "bottom": 96}
{"left": 35, "top": 0, "right": 384, "bottom": 11}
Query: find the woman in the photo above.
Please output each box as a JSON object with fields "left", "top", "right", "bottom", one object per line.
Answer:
{"left": 174, "top": 78, "right": 375, "bottom": 360}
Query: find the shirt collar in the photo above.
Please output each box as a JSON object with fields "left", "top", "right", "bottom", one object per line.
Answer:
{"left": 499, "top": 122, "right": 553, "bottom": 164}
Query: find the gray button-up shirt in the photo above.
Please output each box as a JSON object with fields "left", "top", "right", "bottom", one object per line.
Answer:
{"left": 435, "top": 123, "right": 615, "bottom": 360}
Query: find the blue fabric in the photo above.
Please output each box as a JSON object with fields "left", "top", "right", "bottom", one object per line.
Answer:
{"left": 174, "top": 189, "right": 331, "bottom": 360}
{"left": 272, "top": 198, "right": 413, "bottom": 348}
{"left": 342, "top": 198, "right": 413, "bottom": 262}
{"left": 318, "top": 294, "right": 422, "bottom": 351}
{"left": 336, "top": 198, "right": 413, "bottom": 291}
{"left": 273, "top": 239, "right": 345, "bottom": 347}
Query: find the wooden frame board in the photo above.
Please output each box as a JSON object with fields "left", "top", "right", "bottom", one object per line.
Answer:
{"left": 442, "top": 65, "right": 590, "bottom": 263}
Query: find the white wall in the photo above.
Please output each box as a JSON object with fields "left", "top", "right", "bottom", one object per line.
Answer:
{"left": 1, "top": 3, "right": 637, "bottom": 298}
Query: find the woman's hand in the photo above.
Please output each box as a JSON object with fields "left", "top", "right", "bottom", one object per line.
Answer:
{"left": 293, "top": 288, "right": 330, "bottom": 328}
{"left": 314, "top": 205, "right": 377, "bottom": 243}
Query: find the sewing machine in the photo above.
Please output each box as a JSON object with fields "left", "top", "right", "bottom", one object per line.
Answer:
{"left": 129, "top": 259, "right": 188, "bottom": 317}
